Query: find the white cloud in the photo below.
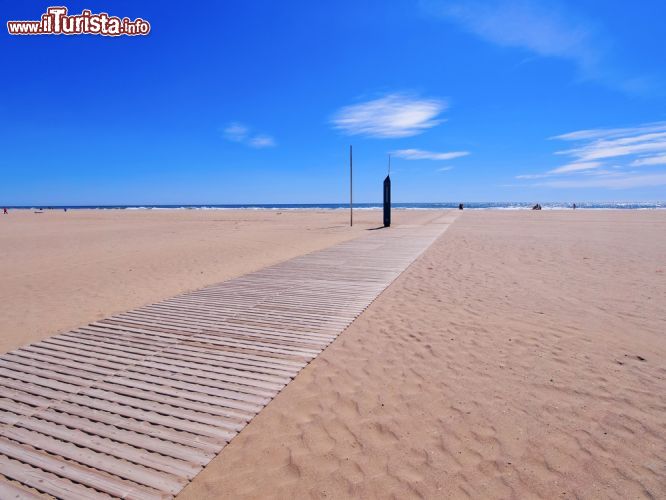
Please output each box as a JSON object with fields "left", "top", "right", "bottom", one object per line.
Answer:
{"left": 425, "top": 0, "right": 600, "bottom": 74}
{"left": 632, "top": 154, "right": 666, "bottom": 167}
{"left": 516, "top": 122, "right": 666, "bottom": 189}
{"left": 554, "top": 125, "right": 666, "bottom": 163}
{"left": 248, "top": 135, "right": 276, "bottom": 149}
{"left": 515, "top": 161, "right": 601, "bottom": 179}
{"left": 535, "top": 173, "right": 666, "bottom": 189}
{"left": 559, "top": 141, "right": 666, "bottom": 162}
{"left": 423, "top": 0, "right": 656, "bottom": 93}
{"left": 547, "top": 161, "right": 602, "bottom": 174}
{"left": 437, "top": 166, "right": 454, "bottom": 172}
{"left": 515, "top": 173, "right": 549, "bottom": 179}
{"left": 222, "top": 122, "right": 276, "bottom": 148}
{"left": 393, "top": 148, "right": 469, "bottom": 160}
{"left": 331, "top": 93, "right": 446, "bottom": 138}
{"left": 223, "top": 122, "right": 248, "bottom": 142}
{"left": 552, "top": 122, "right": 666, "bottom": 141}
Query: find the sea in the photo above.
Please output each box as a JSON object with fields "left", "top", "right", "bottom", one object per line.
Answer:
{"left": 8, "top": 202, "right": 665, "bottom": 210}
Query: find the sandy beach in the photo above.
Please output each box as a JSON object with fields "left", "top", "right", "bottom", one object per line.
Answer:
{"left": 0, "top": 209, "right": 436, "bottom": 353}
{"left": 6, "top": 1, "right": 665, "bottom": 497}
{"left": 177, "top": 210, "right": 666, "bottom": 499}
{"left": 1, "top": 209, "right": 665, "bottom": 498}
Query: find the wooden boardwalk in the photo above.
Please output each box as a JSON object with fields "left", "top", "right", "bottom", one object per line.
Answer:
{"left": 0, "top": 215, "right": 455, "bottom": 499}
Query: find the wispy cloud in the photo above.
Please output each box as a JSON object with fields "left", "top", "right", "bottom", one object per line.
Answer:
{"left": 437, "top": 166, "right": 454, "bottom": 172}
{"left": 331, "top": 93, "right": 446, "bottom": 138}
{"left": 425, "top": 1, "right": 599, "bottom": 72}
{"left": 222, "top": 122, "right": 276, "bottom": 148}
{"left": 555, "top": 132, "right": 666, "bottom": 161}
{"left": 516, "top": 161, "right": 602, "bottom": 179}
{"left": 516, "top": 122, "right": 666, "bottom": 189}
{"left": 515, "top": 173, "right": 549, "bottom": 180}
{"left": 632, "top": 154, "right": 666, "bottom": 167}
{"left": 548, "top": 161, "right": 602, "bottom": 174}
{"left": 248, "top": 135, "right": 276, "bottom": 148}
{"left": 422, "top": 0, "right": 652, "bottom": 93}
{"left": 553, "top": 122, "right": 666, "bottom": 141}
{"left": 223, "top": 122, "right": 249, "bottom": 142}
{"left": 534, "top": 173, "right": 666, "bottom": 189}
{"left": 392, "top": 148, "right": 469, "bottom": 160}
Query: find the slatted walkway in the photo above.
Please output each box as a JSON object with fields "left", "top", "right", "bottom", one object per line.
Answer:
{"left": 0, "top": 214, "right": 456, "bottom": 499}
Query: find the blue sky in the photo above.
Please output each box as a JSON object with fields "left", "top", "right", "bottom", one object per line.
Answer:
{"left": 2, "top": 0, "right": 666, "bottom": 205}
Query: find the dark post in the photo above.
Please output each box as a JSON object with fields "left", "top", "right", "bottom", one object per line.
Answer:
{"left": 383, "top": 174, "right": 391, "bottom": 227}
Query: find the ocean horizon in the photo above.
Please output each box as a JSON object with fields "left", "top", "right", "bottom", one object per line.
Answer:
{"left": 6, "top": 202, "right": 665, "bottom": 210}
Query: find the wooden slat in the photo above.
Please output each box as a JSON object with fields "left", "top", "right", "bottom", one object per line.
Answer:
{"left": 139, "top": 357, "right": 285, "bottom": 387}
{"left": 0, "top": 427, "right": 185, "bottom": 494}
{"left": 44, "top": 404, "right": 215, "bottom": 463}
{"left": 0, "top": 216, "right": 455, "bottom": 498}
{"left": 10, "top": 417, "right": 198, "bottom": 479}
{"left": 63, "top": 392, "right": 236, "bottom": 442}
{"left": 95, "top": 377, "right": 261, "bottom": 415}
{"left": 0, "top": 439, "right": 164, "bottom": 500}
{"left": 48, "top": 401, "right": 218, "bottom": 458}
{"left": 128, "top": 364, "right": 280, "bottom": 397}
{"left": 0, "top": 475, "right": 47, "bottom": 500}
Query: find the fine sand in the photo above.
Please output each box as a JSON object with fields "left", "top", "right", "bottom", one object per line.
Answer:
{"left": 177, "top": 210, "right": 666, "bottom": 499}
{"left": 0, "top": 209, "right": 436, "bottom": 353}
{"left": 2, "top": 209, "right": 665, "bottom": 498}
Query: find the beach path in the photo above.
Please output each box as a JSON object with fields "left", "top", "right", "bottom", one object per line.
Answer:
{"left": 0, "top": 212, "right": 457, "bottom": 499}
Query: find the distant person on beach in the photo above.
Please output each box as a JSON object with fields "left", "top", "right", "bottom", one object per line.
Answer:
{"left": 3, "top": 208, "right": 7, "bottom": 214}
{"left": 573, "top": 203, "right": 577, "bottom": 210}
{"left": 532, "top": 203, "right": 542, "bottom": 210}
{"left": 459, "top": 203, "right": 464, "bottom": 210}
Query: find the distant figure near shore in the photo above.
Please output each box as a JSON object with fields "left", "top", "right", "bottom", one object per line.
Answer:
{"left": 459, "top": 203, "right": 464, "bottom": 210}
{"left": 3, "top": 208, "right": 7, "bottom": 215}
{"left": 532, "top": 203, "right": 542, "bottom": 210}
{"left": 573, "top": 203, "right": 577, "bottom": 210}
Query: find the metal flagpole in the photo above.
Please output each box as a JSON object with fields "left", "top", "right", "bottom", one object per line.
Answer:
{"left": 350, "top": 145, "right": 353, "bottom": 226}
